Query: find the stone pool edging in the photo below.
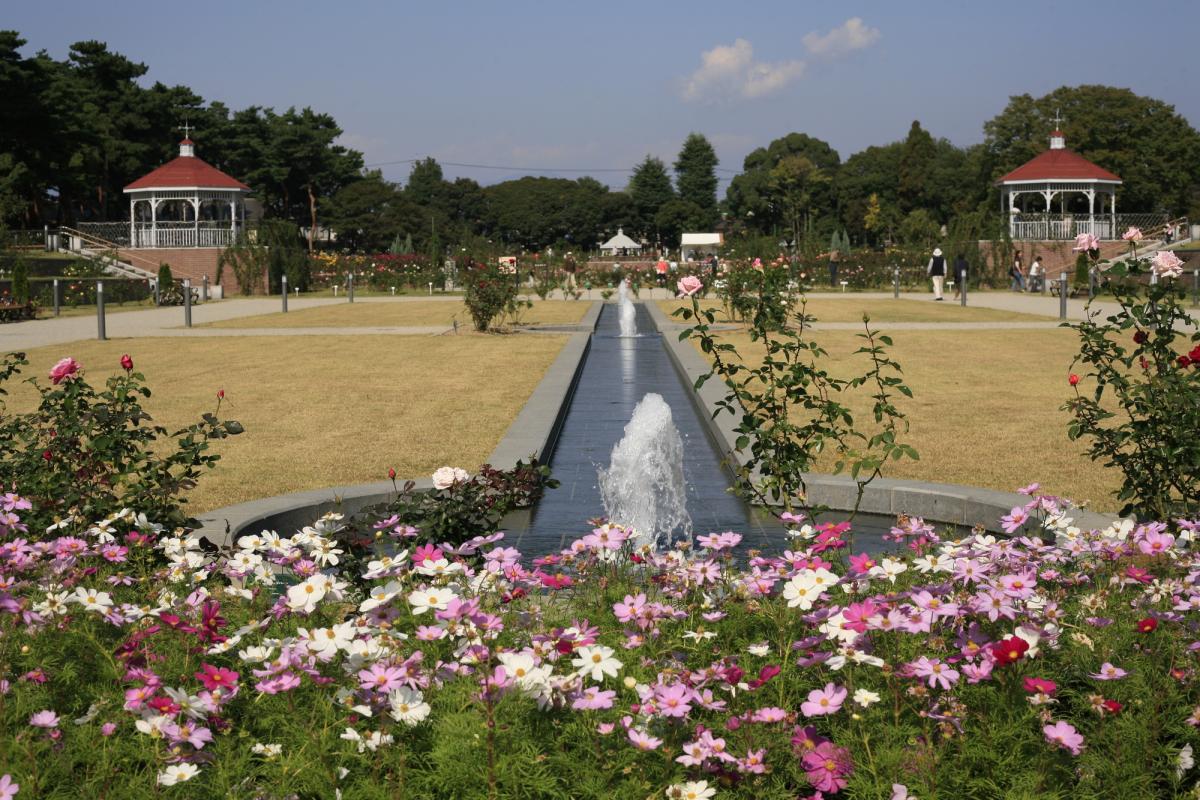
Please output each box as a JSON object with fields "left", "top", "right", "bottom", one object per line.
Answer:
{"left": 643, "top": 300, "right": 1116, "bottom": 533}
{"left": 192, "top": 302, "right": 602, "bottom": 547}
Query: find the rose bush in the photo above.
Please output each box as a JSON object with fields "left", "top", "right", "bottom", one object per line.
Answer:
{"left": 1, "top": 485, "right": 1198, "bottom": 798}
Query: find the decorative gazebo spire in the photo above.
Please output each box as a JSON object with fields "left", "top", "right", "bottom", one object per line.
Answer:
{"left": 1049, "top": 109, "right": 1065, "bottom": 150}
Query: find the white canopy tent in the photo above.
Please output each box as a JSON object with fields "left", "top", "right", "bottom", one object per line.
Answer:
{"left": 599, "top": 228, "right": 642, "bottom": 255}
{"left": 680, "top": 232, "right": 722, "bottom": 262}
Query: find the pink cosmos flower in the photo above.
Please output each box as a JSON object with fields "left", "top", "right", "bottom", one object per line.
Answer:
{"left": 627, "top": 728, "right": 662, "bottom": 750}
{"left": 101, "top": 722, "right": 117, "bottom": 736}
{"left": 358, "top": 663, "right": 404, "bottom": 693}
{"left": 49, "top": 357, "right": 79, "bottom": 385}
{"left": 801, "top": 683, "right": 847, "bottom": 717}
{"left": 1151, "top": 250, "right": 1184, "bottom": 279}
{"left": 655, "top": 683, "right": 693, "bottom": 718}
{"left": 194, "top": 663, "right": 239, "bottom": 693}
{"left": 1138, "top": 530, "right": 1175, "bottom": 556}
{"left": 1073, "top": 233, "right": 1100, "bottom": 252}
{"left": 739, "top": 748, "right": 767, "bottom": 774}
{"left": 1023, "top": 677, "right": 1057, "bottom": 695}
{"left": 677, "top": 275, "right": 703, "bottom": 297}
{"left": 571, "top": 686, "right": 615, "bottom": 711}
{"left": 1090, "top": 662, "right": 1128, "bottom": 681}
{"left": 0, "top": 774, "right": 17, "bottom": 800}
{"left": 1000, "top": 506, "right": 1029, "bottom": 533}
{"left": 1044, "top": 720, "right": 1085, "bottom": 755}
{"left": 910, "top": 657, "right": 960, "bottom": 690}
{"left": 29, "top": 709, "right": 59, "bottom": 728}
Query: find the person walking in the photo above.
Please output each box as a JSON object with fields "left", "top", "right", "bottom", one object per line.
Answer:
{"left": 927, "top": 247, "right": 947, "bottom": 301}
{"left": 1028, "top": 255, "right": 1044, "bottom": 293}
{"left": 952, "top": 253, "right": 968, "bottom": 299}
{"left": 563, "top": 252, "right": 578, "bottom": 292}
{"left": 1010, "top": 253, "right": 1026, "bottom": 292}
{"left": 828, "top": 248, "right": 840, "bottom": 288}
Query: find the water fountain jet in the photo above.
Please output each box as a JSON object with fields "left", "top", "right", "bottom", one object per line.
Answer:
{"left": 617, "top": 279, "right": 637, "bottom": 337}
{"left": 597, "top": 392, "right": 691, "bottom": 549}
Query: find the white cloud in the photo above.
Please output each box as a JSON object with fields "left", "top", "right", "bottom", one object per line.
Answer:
{"left": 682, "top": 38, "right": 806, "bottom": 102}
{"left": 802, "top": 17, "right": 881, "bottom": 59}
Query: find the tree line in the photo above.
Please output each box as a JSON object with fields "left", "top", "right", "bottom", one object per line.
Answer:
{"left": 3, "top": 31, "right": 1198, "bottom": 255}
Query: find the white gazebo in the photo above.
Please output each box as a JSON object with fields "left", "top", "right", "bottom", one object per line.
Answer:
{"left": 599, "top": 228, "right": 643, "bottom": 255}
{"left": 123, "top": 136, "right": 250, "bottom": 248}
{"left": 680, "top": 232, "right": 723, "bottom": 262}
{"left": 996, "top": 129, "right": 1122, "bottom": 240}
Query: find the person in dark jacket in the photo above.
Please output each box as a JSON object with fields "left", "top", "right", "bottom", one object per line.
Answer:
{"left": 926, "top": 247, "right": 947, "bottom": 300}
{"left": 952, "top": 254, "right": 968, "bottom": 299}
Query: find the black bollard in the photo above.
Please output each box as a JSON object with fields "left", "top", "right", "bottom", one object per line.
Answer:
{"left": 202, "top": 275, "right": 209, "bottom": 302}
{"left": 1059, "top": 273, "right": 1068, "bottom": 320}
{"left": 96, "top": 280, "right": 107, "bottom": 341}
{"left": 183, "top": 279, "right": 192, "bottom": 327}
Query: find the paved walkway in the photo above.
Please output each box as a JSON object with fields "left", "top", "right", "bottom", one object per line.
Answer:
{"left": 3, "top": 288, "right": 1189, "bottom": 351}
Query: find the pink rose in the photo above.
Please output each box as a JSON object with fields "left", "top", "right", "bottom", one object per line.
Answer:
{"left": 1121, "top": 226, "right": 1143, "bottom": 242}
{"left": 676, "top": 275, "right": 703, "bottom": 297}
{"left": 1151, "top": 250, "right": 1184, "bottom": 279}
{"left": 1072, "top": 233, "right": 1100, "bottom": 253}
{"left": 431, "top": 466, "right": 469, "bottom": 490}
{"left": 49, "top": 357, "right": 79, "bottom": 385}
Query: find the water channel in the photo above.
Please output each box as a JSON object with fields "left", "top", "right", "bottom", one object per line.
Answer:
{"left": 508, "top": 303, "right": 898, "bottom": 557}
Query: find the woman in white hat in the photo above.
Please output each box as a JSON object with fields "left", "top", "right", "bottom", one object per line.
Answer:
{"left": 926, "top": 247, "right": 947, "bottom": 301}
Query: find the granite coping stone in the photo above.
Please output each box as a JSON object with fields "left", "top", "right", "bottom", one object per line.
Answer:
{"left": 192, "top": 303, "right": 602, "bottom": 547}
{"left": 644, "top": 301, "right": 1117, "bottom": 533}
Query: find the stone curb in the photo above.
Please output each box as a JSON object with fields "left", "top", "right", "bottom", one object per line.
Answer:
{"left": 192, "top": 303, "right": 602, "bottom": 547}
{"left": 644, "top": 301, "right": 1116, "bottom": 533}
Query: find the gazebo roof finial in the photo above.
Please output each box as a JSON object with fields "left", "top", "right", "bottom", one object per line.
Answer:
{"left": 177, "top": 121, "right": 196, "bottom": 157}
{"left": 1049, "top": 109, "right": 1065, "bottom": 150}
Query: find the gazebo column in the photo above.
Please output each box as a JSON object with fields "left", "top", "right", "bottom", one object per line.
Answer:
{"left": 192, "top": 197, "right": 199, "bottom": 248}
{"left": 151, "top": 198, "right": 158, "bottom": 248}
{"left": 230, "top": 199, "right": 237, "bottom": 244}
{"left": 1085, "top": 189, "right": 1095, "bottom": 237}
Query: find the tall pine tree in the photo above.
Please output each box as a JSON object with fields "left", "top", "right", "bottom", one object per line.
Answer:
{"left": 673, "top": 133, "right": 719, "bottom": 228}
{"left": 627, "top": 156, "right": 674, "bottom": 240}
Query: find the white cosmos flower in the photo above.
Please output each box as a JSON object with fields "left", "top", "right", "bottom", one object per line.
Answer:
{"left": 387, "top": 687, "right": 431, "bottom": 725}
{"left": 415, "top": 558, "right": 463, "bottom": 577}
{"left": 853, "top": 688, "right": 881, "bottom": 707}
{"left": 408, "top": 587, "right": 457, "bottom": 615}
{"left": 72, "top": 586, "right": 114, "bottom": 612}
{"left": 157, "top": 763, "right": 199, "bottom": 785}
{"left": 682, "top": 629, "right": 717, "bottom": 641}
{"left": 252, "top": 742, "right": 283, "bottom": 758}
{"left": 135, "top": 714, "right": 172, "bottom": 738}
{"left": 782, "top": 572, "right": 821, "bottom": 610}
{"left": 572, "top": 645, "right": 622, "bottom": 681}
{"left": 286, "top": 576, "right": 327, "bottom": 614}
{"left": 359, "top": 580, "right": 403, "bottom": 613}
{"left": 746, "top": 642, "right": 771, "bottom": 657}
{"left": 1179, "top": 743, "right": 1194, "bottom": 780}
{"left": 238, "top": 645, "right": 275, "bottom": 664}
{"left": 869, "top": 558, "right": 908, "bottom": 584}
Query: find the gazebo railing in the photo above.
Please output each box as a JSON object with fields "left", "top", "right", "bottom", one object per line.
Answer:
{"left": 1011, "top": 213, "right": 1168, "bottom": 241}
{"left": 75, "top": 222, "right": 132, "bottom": 247}
{"left": 132, "top": 222, "right": 240, "bottom": 248}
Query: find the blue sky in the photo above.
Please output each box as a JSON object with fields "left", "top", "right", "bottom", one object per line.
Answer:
{"left": 9, "top": 0, "right": 1198, "bottom": 190}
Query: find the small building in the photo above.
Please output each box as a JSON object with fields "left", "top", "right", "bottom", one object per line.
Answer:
{"left": 680, "top": 232, "right": 722, "bottom": 262}
{"left": 599, "top": 228, "right": 643, "bottom": 256}
{"left": 996, "top": 129, "right": 1122, "bottom": 240}
{"left": 124, "top": 138, "right": 251, "bottom": 249}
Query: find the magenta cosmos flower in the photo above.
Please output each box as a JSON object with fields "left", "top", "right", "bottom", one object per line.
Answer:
{"left": 802, "top": 741, "right": 853, "bottom": 793}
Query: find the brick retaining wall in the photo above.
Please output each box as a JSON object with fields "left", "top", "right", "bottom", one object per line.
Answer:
{"left": 117, "top": 248, "right": 264, "bottom": 296}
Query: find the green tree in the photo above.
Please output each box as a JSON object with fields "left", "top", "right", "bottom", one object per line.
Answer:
{"left": 654, "top": 199, "right": 707, "bottom": 249}
{"left": 727, "top": 132, "right": 841, "bottom": 238}
{"left": 767, "top": 155, "right": 830, "bottom": 249}
{"left": 628, "top": 156, "right": 675, "bottom": 241}
{"left": 983, "top": 85, "right": 1200, "bottom": 214}
{"left": 673, "top": 133, "right": 719, "bottom": 227}
{"left": 324, "top": 172, "right": 423, "bottom": 252}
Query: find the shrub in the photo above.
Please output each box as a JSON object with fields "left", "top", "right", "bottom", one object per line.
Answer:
{"left": 0, "top": 351, "right": 244, "bottom": 534}
{"left": 1065, "top": 243, "right": 1199, "bottom": 519}
{"left": 462, "top": 259, "right": 519, "bottom": 331}
{"left": 11, "top": 258, "right": 29, "bottom": 303}
{"left": 156, "top": 262, "right": 174, "bottom": 294}
{"left": 219, "top": 232, "right": 267, "bottom": 296}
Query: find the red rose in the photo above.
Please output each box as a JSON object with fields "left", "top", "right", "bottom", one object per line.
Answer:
{"left": 1179, "top": 356, "right": 1192, "bottom": 368}
{"left": 120, "top": 354, "right": 134, "bottom": 371}
{"left": 42, "top": 449, "right": 52, "bottom": 461}
{"left": 1190, "top": 345, "right": 1200, "bottom": 362}
{"left": 1133, "top": 330, "right": 1148, "bottom": 344}
{"left": 387, "top": 467, "right": 397, "bottom": 480}
{"left": 1068, "top": 373, "right": 1080, "bottom": 386}
{"left": 217, "top": 389, "right": 225, "bottom": 400}
{"left": 1136, "top": 617, "right": 1158, "bottom": 633}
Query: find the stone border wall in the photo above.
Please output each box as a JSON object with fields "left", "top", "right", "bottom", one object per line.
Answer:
{"left": 192, "top": 301, "right": 603, "bottom": 547}
{"left": 643, "top": 301, "right": 1115, "bottom": 533}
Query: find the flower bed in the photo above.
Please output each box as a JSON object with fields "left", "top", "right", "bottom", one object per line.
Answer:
{"left": 1, "top": 486, "right": 1198, "bottom": 798}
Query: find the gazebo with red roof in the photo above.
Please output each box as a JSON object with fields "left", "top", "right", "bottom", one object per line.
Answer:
{"left": 123, "top": 134, "right": 250, "bottom": 249}
{"left": 996, "top": 128, "right": 1122, "bottom": 240}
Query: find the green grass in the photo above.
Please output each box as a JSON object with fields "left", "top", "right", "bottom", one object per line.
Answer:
{"left": 202, "top": 299, "right": 592, "bottom": 329}
{"left": 659, "top": 297, "right": 1053, "bottom": 324}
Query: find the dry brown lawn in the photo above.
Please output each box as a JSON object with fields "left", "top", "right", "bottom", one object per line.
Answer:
{"left": 698, "top": 327, "right": 1122, "bottom": 511}
{"left": 203, "top": 300, "right": 592, "bottom": 329}
{"left": 4, "top": 335, "right": 568, "bottom": 513}
{"left": 658, "top": 298, "right": 1050, "bottom": 324}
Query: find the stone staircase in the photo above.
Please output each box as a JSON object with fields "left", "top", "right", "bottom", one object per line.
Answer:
{"left": 58, "top": 226, "right": 160, "bottom": 281}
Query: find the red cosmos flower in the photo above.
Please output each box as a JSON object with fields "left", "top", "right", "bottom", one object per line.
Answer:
{"left": 748, "top": 664, "right": 781, "bottom": 689}
{"left": 1023, "top": 677, "right": 1057, "bottom": 695}
{"left": 146, "top": 696, "right": 181, "bottom": 715}
{"left": 120, "top": 354, "right": 134, "bottom": 371}
{"left": 195, "top": 663, "right": 239, "bottom": 692}
{"left": 1136, "top": 617, "right": 1158, "bottom": 633}
{"left": 1068, "top": 373, "right": 1080, "bottom": 386}
{"left": 1102, "top": 699, "right": 1123, "bottom": 715}
{"left": 554, "top": 638, "right": 575, "bottom": 655}
{"left": 990, "top": 636, "right": 1030, "bottom": 664}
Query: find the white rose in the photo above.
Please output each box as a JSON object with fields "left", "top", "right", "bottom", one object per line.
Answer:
{"left": 431, "top": 466, "right": 469, "bottom": 490}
